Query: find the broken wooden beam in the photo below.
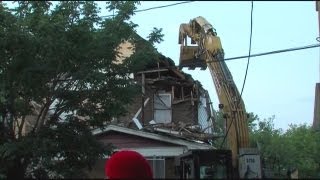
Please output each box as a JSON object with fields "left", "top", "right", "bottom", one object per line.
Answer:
{"left": 136, "top": 68, "right": 168, "bottom": 74}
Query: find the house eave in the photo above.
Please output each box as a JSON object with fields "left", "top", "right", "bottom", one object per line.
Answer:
{"left": 92, "top": 125, "right": 214, "bottom": 150}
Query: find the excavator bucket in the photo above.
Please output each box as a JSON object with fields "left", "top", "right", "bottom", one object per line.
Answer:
{"left": 179, "top": 46, "right": 207, "bottom": 70}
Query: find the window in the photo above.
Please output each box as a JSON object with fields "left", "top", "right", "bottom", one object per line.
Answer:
{"left": 147, "top": 157, "right": 165, "bottom": 179}
{"left": 154, "top": 93, "right": 172, "bottom": 124}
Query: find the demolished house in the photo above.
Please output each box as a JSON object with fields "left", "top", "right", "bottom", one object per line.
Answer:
{"left": 86, "top": 40, "right": 219, "bottom": 178}
{"left": 116, "top": 52, "right": 216, "bottom": 141}
{"left": 10, "top": 33, "right": 219, "bottom": 178}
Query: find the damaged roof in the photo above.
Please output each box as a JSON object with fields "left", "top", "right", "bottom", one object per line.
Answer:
{"left": 116, "top": 33, "right": 204, "bottom": 88}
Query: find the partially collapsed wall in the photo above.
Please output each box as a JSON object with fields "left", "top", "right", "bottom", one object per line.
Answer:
{"left": 113, "top": 40, "right": 217, "bottom": 143}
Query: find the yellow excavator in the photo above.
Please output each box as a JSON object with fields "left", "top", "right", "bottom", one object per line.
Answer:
{"left": 175, "top": 16, "right": 262, "bottom": 179}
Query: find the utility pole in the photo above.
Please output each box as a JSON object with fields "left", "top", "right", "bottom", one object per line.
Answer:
{"left": 141, "top": 73, "right": 145, "bottom": 126}
{"left": 317, "top": 1, "right": 320, "bottom": 80}
{"left": 313, "top": 1, "right": 320, "bottom": 129}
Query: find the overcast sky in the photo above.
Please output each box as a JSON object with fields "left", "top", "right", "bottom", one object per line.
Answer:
{"left": 98, "top": 1, "right": 318, "bottom": 131}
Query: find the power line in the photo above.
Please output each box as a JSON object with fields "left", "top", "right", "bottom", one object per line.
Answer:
{"left": 239, "top": 0, "right": 254, "bottom": 100}
{"left": 135, "top": 1, "right": 195, "bottom": 13}
{"left": 204, "top": 43, "right": 320, "bottom": 63}
{"left": 220, "top": 1, "right": 254, "bottom": 149}
{"left": 101, "top": 1, "right": 195, "bottom": 18}
{"left": 155, "top": 43, "right": 320, "bottom": 70}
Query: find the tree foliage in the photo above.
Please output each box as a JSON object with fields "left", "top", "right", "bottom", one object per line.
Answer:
{"left": 213, "top": 110, "right": 320, "bottom": 178}
{"left": 212, "top": 111, "right": 258, "bottom": 148}
{"left": 147, "top": 27, "right": 164, "bottom": 45}
{"left": 249, "top": 116, "right": 320, "bottom": 178}
{"left": 0, "top": 1, "right": 164, "bottom": 178}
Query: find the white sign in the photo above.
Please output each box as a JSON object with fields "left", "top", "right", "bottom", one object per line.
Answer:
{"left": 238, "top": 154, "right": 262, "bottom": 179}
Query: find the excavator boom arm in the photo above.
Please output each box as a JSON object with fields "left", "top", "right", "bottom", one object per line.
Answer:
{"left": 178, "top": 16, "right": 250, "bottom": 168}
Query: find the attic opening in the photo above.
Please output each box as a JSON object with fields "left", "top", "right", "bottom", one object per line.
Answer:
{"left": 136, "top": 71, "right": 195, "bottom": 101}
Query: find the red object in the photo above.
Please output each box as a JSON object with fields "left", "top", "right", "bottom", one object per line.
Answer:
{"left": 105, "top": 150, "right": 153, "bottom": 179}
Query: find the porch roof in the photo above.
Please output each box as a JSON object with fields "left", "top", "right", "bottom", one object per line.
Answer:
{"left": 92, "top": 125, "right": 214, "bottom": 150}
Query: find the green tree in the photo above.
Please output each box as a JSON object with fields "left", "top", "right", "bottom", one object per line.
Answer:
{"left": 249, "top": 115, "right": 286, "bottom": 177}
{"left": 249, "top": 116, "right": 320, "bottom": 178}
{"left": 214, "top": 110, "right": 320, "bottom": 178}
{"left": 0, "top": 1, "right": 164, "bottom": 178}
{"left": 213, "top": 111, "right": 259, "bottom": 148}
{"left": 282, "top": 124, "right": 320, "bottom": 178}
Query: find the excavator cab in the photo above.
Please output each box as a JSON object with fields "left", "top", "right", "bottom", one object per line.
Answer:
{"left": 175, "top": 149, "right": 233, "bottom": 179}
{"left": 179, "top": 45, "right": 207, "bottom": 70}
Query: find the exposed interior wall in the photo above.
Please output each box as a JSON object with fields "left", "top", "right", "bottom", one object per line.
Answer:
{"left": 172, "top": 100, "right": 196, "bottom": 125}
{"left": 116, "top": 72, "right": 203, "bottom": 129}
